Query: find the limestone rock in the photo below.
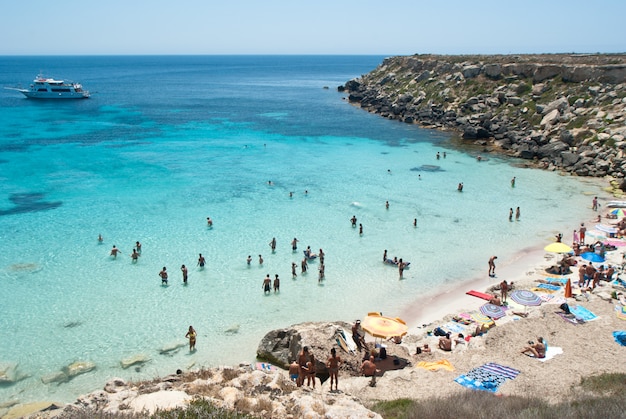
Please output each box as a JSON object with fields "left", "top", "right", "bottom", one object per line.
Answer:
{"left": 65, "top": 361, "right": 96, "bottom": 377}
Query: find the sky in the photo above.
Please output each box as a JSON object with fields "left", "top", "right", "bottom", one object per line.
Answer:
{"left": 0, "top": 0, "right": 624, "bottom": 55}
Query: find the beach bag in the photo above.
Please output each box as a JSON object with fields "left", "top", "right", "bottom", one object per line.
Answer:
{"left": 434, "top": 327, "right": 446, "bottom": 336}
{"left": 416, "top": 347, "right": 422, "bottom": 354}
{"left": 379, "top": 347, "right": 387, "bottom": 360}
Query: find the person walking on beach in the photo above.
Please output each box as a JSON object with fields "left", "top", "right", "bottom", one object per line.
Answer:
{"left": 361, "top": 355, "right": 378, "bottom": 387}
{"left": 297, "top": 346, "right": 309, "bottom": 387}
{"left": 269, "top": 237, "right": 276, "bottom": 253}
{"left": 500, "top": 280, "right": 508, "bottom": 302}
{"left": 488, "top": 256, "right": 497, "bottom": 277}
{"left": 181, "top": 264, "right": 188, "bottom": 284}
{"left": 291, "top": 237, "right": 299, "bottom": 252}
{"left": 573, "top": 230, "right": 579, "bottom": 245}
{"left": 110, "top": 245, "right": 121, "bottom": 259}
{"left": 579, "top": 223, "right": 586, "bottom": 245}
{"left": 292, "top": 262, "right": 297, "bottom": 278}
{"left": 185, "top": 326, "right": 196, "bottom": 351}
{"left": 327, "top": 348, "right": 342, "bottom": 391}
{"left": 263, "top": 274, "right": 271, "bottom": 294}
{"left": 592, "top": 196, "right": 598, "bottom": 211}
{"left": 301, "top": 257, "right": 308, "bottom": 274}
{"left": 273, "top": 274, "right": 280, "bottom": 293}
{"left": 515, "top": 207, "right": 520, "bottom": 221}
{"left": 159, "top": 267, "right": 168, "bottom": 285}
{"left": 197, "top": 253, "right": 206, "bottom": 269}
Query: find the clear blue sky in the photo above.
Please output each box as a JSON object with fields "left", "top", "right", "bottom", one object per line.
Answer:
{"left": 1, "top": 0, "right": 624, "bottom": 55}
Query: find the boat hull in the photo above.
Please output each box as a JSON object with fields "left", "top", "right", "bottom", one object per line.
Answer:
{"left": 20, "top": 90, "right": 89, "bottom": 99}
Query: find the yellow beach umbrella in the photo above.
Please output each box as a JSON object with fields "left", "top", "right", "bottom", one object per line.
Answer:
{"left": 361, "top": 313, "right": 408, "bottom": 339}
{"left": 544, "top": 242, "right": 573, "bottom": 254}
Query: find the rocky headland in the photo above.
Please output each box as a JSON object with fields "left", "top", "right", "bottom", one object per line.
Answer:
{"left": 340, "top": 54, "right": 626, "bottom": 191}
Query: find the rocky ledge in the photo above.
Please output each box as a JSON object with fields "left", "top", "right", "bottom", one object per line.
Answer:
{"left": 340, "top": 54, "right": 626, "bottom": 189}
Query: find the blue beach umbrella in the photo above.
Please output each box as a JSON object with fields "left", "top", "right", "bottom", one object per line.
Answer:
{"left": 581, "top": 252, "right": 605, "bottom": 263}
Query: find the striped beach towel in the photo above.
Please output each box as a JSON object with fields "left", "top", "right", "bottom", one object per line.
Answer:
{"left": 454, "top": 363, "right": 520, "bottom": 393}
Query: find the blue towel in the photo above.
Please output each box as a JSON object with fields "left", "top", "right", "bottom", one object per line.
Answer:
{"left": 570, "top": 305, "right": 598, "bottom": 321}
{"left": 454, "top": 363, "right": 520, "bottom": 393}
{"left": 613, "top": 331, "right": 626, "bottom": 346}
{"left": 537, "top": 283, "right": 561, "bottom": 291}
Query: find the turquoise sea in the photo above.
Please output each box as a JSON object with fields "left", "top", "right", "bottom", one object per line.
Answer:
{"left": 0, "top": 56, "right": 602, "bottom": 404}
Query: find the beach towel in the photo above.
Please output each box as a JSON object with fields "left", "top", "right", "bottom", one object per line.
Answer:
{"left": 616, "top": 305, "right": 626, "bottom": 321}
{"left": 613, "top": 331, "right": 626, "bottom": 346}
{"left": 532, "top": 287, "right": 555, "bottom": 294}
{"left": 539, "top": 294, "right": 555, "bottom": 303}
{"left": 538, "top": 346, "right": 563, "bottom": 362}
{"left": 549, "top": 296, "right": 567, "bottom": 306}
{"left": 442, "top": 322, "right": 466, "bottom": 334}
{"left": 570, "top": 305, "right": 598, "bottom": 321}
{"left": 466, "top": 290, "right": 492, "bottom": 301}
{"left": 545, "top": 277, "right": 569, "bottom": 285}
{"left": 417, "top": 359, "right": 455, "bottom": 372}
{"left": 537, "top": 283, "right": 561, "bottom": 291}
{"left": 556, "top": 311, "right": 583, "bottom": 325}
{"left": 454, "top": 363, "right": 520, "bottom": 393}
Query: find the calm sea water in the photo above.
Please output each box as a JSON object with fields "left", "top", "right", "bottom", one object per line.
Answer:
{"left": 0, "top": 56, "right": 602, "bottom": 404}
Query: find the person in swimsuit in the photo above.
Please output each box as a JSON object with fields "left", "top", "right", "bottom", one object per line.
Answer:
{"left": 135, "top": 241, "right": 142, "bottom": 254}
{"left": 197, "top": 254, "right": 206, "bottom": 269}
{"left": 269, "top": 237, "right": 276, "bottom": 253}
{"left": 273, "top": 274, "right": 280, "bottom": 293}
{"left": 98, "top": 234, "right": 103, "bottom": 244}
{"left": 289, "top": 361, "right": 299, "bottom": 382}
{"left": 262, "top": 274, "right": 271, "bottom": 294}
{"left": 383, "top": 249, "right": 387, "bottom": 263}
{"left": 306, "top": 353, "right": 317, "bottom": 388}
{"left": 291, "top": 237, "right": 299, "bottom": 252}
{"left": 398, "top": 258, "right": 406, "bottom": 278}
{"left": 350, "top": 215, "right": 357, "bottom": 227}
{"left": 110, "top": 245, "right": 121, "bottom": 259}
{"left": 488, "top": 256, "right": 497, "bottom": 277}
{"left": 301, "top": 258, "right": 308, "bottom": 274}
{"left": 159, "top": 267, "right": 168, "bottom": 285}
{"left": 247, "top": 255, "right": 252, "bottom": 265}
{"left": 131, "top": 248, "right": 139, "bottom": 263}
{"left": 319, "top": 248, "right": 325, "bottom": 264}
{"left": 259, "top": 254, "right": 263, "bottom": 265}
{"left": 206, "top": 217, "right": 213, "bottom": 227}
{"left": 326, "top": 348, "right": 342, "bottom": 391}
{"left": 181, "top": 264, "right": 188, "bottom": 284}
{"left": 297, "top": 346, "right": 309, "bottom": 387}
{"left": 185, "top": 325, "right": 197, "bottom": 351}
{"left": 521, "top": 337, "right": 546, "bottom": 358}
{"left": 292, "top": 262, "right": 297, "bottom": 278}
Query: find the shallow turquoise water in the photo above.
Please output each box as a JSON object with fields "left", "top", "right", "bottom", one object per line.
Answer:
{"left": 0, "top": 56, "right": 602, "bottom": 403}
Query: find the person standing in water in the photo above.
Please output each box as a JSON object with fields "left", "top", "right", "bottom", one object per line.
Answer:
{"left": 269, "top": 237, "right": 276, "bottom": 253}
{"left": 488, "top": 256, "right": 497, "bottom": 277}
{"left": 159, "top": 267, "right": 168, "bottom": 285}
{"left": 273, "top": 274, "right": 280, "bottom": 293}
{"left": 197, "top": 254, "right": 206, "bottom": 269}
{"left": 110, "top": 245, "right": 121, "bottom": 259}
{"left": 98, "top": 234, "right": 104, "bottom": 244}
{"left": 292, "top": 262, "right": 297, "bottom": 278}
{"left": 291, "top": 237, "right": 299, "bottom": 252}
{"left": 515, "top": 207, "right": 521, "bottom": 220}
{"left": 263, "top": 274, "right": 271, "bottom": 294}
{"left": 181, "top": 264, "right": 188, "bottom": 284}
{"left": 301, "top": 257, "right": 308, "bottom": 274}
{"left": 135, "top": 241, "right": 142, "bottom": 254}
{"left": 511, "top": 177, "right": 516, "bottom": 187}
{"left": 185, "top": 326, "right": 197, "bottom": 351}
{"left": 131, "top": 248, "right": 140, "bottom": 263}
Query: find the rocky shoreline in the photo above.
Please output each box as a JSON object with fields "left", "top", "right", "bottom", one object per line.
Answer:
{"left": 340, "top": 54, "right": 626, "bottom": 189}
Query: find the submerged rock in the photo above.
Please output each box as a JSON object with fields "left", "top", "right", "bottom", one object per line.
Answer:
{"left": 120, "top": 354, "right": 150, "bottom": 369}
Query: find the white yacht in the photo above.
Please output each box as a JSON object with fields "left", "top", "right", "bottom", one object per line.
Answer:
{"left": 5, "top": 74, "right": 90, "bottom": 99}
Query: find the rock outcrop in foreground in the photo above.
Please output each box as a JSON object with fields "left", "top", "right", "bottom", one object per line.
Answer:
{"left": 341, "top": 54, "right": 626, "bottom": 187}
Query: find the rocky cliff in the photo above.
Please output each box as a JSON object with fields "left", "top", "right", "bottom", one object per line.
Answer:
{"left": 341, "top": 54, "right": 626, "bottom": 188}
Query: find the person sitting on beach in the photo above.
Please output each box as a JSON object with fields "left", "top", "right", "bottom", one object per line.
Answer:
{"left": 454, "top": 333, "right": 466, "bottom": 346}
{"left": 489, "top": 294, "right": 502, "bottom": 306}
{"left": 388, "top": 335, "right": 402, "bottom": 344}
{"left": 361, "top": 355, "right": 378, "bottom": 387}
{"left": 473, "top": 324, "right": 489, "bottom": 337}
{"left": 521, "top": 337, "right": 546, "bottom": 358}
{"left": 438, "top": 333, "right": 452, "bottom": 351}
{"left": 421, "top": 343, "right": 431, "bottom": 354}
{"left": 352, "top": 320, "right": 367, "bottom": 352}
